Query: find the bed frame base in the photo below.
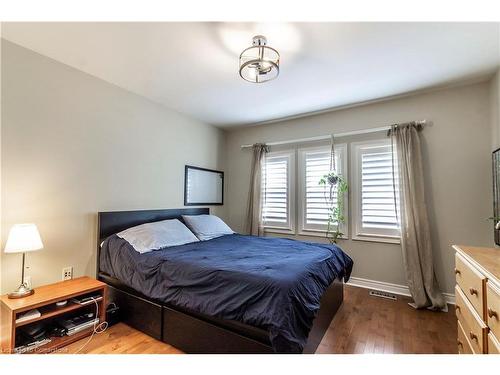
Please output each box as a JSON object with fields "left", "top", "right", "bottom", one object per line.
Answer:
{"left": 104, "top": 274, "right": 343, "bottom": 354}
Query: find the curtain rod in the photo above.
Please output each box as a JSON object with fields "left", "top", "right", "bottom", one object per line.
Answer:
{"left": 240, "top": 119, "right": 428, "bottom": 149}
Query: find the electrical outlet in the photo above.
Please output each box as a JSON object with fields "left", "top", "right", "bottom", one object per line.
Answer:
{"left": 24, "top": 276, "right": 32, "bottom": 289}
{"left": 62, "top": 266, "right": 73, "bottom": 281}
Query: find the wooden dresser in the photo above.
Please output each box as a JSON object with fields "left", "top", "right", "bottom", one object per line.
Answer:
{"left": 453, "top": 245, "right": 500, "bottom": 354}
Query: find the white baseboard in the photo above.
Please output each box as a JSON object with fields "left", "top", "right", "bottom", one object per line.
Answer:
{"left": 347, "top": 276, "right": 455, "bottom": 305}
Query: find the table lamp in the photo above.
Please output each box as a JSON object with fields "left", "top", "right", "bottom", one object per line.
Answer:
{"left": 4, "top": 223, "right": 44, "bottom": 298}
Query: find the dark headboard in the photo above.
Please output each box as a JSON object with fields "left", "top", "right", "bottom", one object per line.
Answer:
{"left": 96, "top": 207, "right": 209, "bottom": 276}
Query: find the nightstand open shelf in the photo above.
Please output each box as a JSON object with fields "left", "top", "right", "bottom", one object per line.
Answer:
{"left": 31, "top": 327, "right": 95, "bottom": 354}
{"left": 1, "top": 276, "right": 107, "bottom": 354}
{"left": 15, "top": 298, "right": 103, "bottom": 327}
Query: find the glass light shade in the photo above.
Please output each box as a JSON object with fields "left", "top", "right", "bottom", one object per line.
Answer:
{"left": 4, "top": 224, "right": 44, "bottom": 253}
{"left": 239, "top": 36, "right": 280, "bottom": 83}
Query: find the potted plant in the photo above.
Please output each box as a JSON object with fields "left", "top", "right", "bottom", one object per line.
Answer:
{"left": 319, "top": 171, "right": 348, "bottom": 244}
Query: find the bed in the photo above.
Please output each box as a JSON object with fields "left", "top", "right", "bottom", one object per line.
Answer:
{"left": 96, "top": 208, "right": 353, "bottom": 353}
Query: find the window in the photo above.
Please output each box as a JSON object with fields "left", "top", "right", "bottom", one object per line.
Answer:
{"left": 262, "top": 151, "right": 295, "bottom": 233}
{"left": 260, "top": 138, "right": 397, "bottom": 243}
{"left": 298, "top": 144, "right": 347, "bottom": 236}
{"left": 351, "top": 140, "right": 400, "bottom": 242}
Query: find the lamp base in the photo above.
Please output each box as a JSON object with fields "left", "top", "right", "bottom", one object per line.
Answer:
{"left": 8, "top": 284, "right": 34, "bottom": 299}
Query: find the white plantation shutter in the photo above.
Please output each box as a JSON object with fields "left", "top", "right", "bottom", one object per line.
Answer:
{"left": 361, "top": 147, "right": 398, "bottom": 230}
{"left": 305, "top": 150, "right": 332, "bottom": 226}
{"left": 352, "top": 140, "right": 400, "bottom": 240}
{"left": 298, "top": 145, "right": 347, "bottom": 234}
{"left": 262, "top": 151, "right": 294, "bottom": 230}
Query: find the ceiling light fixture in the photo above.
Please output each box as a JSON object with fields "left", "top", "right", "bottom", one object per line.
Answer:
{"left": 239, "top": 35, "right": 280, "bottom": 83}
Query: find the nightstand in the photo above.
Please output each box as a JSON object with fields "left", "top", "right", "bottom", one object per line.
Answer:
{"left": 0, "top": 276, "right": 107, "bottom": 354}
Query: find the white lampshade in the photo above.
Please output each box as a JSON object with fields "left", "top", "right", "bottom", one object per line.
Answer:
{"left": 4, "top": 224, "right": 44, "bottom": 253}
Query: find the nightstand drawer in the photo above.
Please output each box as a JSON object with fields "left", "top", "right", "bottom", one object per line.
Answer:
{"left": 455, "top": 253, "right": 486, "bottom": 319}
{"left": 487, "top": 282, "right": 500, "bottom": 339}
{"left": 488, "top": 333, "right": 500, "bottom": 354}
{"left": 457, "top": 320, "right": 474, "bottom": 354}
{"left": 455, "top": 285, "right": 487, "bottom": 354}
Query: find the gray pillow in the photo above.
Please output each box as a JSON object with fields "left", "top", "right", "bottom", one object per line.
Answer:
{"left": 182, "top": 215, "right": 234, "bottom": 241}
{"left": 116, "top": 219, "right": 199, "bottom": 254}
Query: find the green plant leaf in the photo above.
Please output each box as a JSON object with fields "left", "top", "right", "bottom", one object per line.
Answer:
{"left": 318, "top": 170, "right": 348, "bottom": 244}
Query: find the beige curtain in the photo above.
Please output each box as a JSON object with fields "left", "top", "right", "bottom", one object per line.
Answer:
{"left": 390, "top": 123, "right": 446, "bottom": 311}
{"left": 246, "top": 144, "right": 269, "bottom": 236}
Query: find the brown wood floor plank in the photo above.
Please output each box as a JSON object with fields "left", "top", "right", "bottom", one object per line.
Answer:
{"left": 57, "top": 285, "right": 457, "bottom": 354}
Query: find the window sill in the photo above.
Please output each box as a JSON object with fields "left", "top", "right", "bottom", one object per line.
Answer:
{"left": 352, "top": 234, "right": 401, "bottom": 244}
{"left": 263, "top": 227, "right": 295, "bottom": 235}
{"left": 297, "top": 229, "right": 349, "bottom": 240}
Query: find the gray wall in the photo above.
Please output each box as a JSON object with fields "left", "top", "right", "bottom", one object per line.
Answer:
{"left": 224, "top": 81, "right": 493, "bottom": 295}
{"left": 0, "top": 40, "right": 226, "bottom": 293}
{"left": 491, "top": 70, "right": 500, "bottom": 150}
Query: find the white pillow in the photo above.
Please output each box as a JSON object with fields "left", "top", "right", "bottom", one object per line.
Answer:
{"left": 116, "top": 219, "right": 199, "bottom": 254}
{"left": 182, "top": 215, "right": 234, "bottom": 241}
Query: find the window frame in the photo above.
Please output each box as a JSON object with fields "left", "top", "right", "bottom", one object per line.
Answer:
{"left": 351, "top": 139, "right": 400, "bottom": 244}
{"left": 262, "top": 149, "right": 296, "bottom": 234}
{"left": 297, "top": 143, "right": 348, "bottom": 238}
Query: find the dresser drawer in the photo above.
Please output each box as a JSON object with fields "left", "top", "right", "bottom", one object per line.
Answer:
{"left": 455, "top": 285, "right": 487, "bottom": 353}
{"left": 488, "top": 333, "right": 500, "bottom": 354}
{"left": 457, "top": 320, "right": 474, "bottom": 354}
{"left": 488, "top": 332, "right": 500, "bottom": 354}
{"left": 487, "top": 282, "right": 500, "bottom": 339}
{"left": 455, "top": 253, "right": 486, "bottom": 318}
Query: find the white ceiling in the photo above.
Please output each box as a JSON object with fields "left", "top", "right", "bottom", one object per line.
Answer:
{"left": 2, "top": 22, "right": 499, "bottom": 127}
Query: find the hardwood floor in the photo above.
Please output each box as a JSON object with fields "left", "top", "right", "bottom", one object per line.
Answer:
{"left": 62, "top": 285, "right": 457, "bottom": 354}
{"left": 316, "top": 285, "right": 457, "bottom": 354}
{"left": 62, "top": 322, "right": 182, "bottom": 354}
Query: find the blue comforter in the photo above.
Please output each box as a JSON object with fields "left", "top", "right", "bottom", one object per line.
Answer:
{"left": 100, "top": 234, "right": 353, "bottom": 352}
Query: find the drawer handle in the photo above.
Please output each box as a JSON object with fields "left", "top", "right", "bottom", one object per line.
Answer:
{"left": 469, "top": 332, "right": 478, "bottom": 341}
{"left": 455, "top": 305, "right": 461, "bottom": 312}
{"left": 488, "top": 308, "right": 499, "bottom": 319}
{"left": 457, "top": 339, "right": 463, "bottom": 347}
{"left": 454, "top": 268, "right": 461, "bottom": 275}
{"left": 469, "top": 288, "right": 478, "bottom": 296}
